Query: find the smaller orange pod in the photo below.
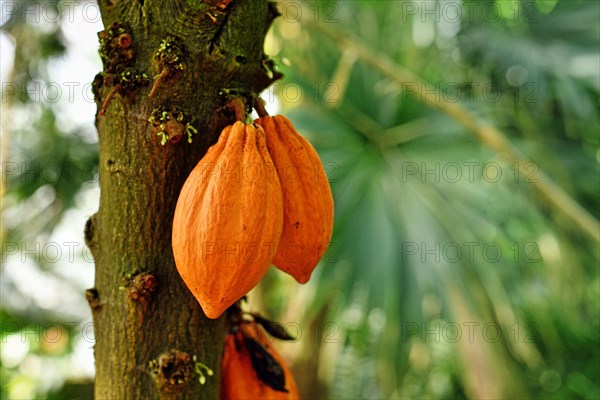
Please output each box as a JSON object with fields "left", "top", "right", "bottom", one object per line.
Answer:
{"left": 254, "top": 115, "right": 334, "bottom": 284}
{"left": 221, "top": 322, "right": 300, "bottom": 399}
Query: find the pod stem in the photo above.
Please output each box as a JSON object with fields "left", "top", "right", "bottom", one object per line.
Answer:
{"left": 228, "top": 97, "right": 247, "bottom": 122}
{"left": 253, "top": 97, "right": 269, "bottom": 118}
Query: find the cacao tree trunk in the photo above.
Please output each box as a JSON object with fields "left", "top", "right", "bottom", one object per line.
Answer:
{"left": 85, "top": 1, "right": 279, "bottom": 398}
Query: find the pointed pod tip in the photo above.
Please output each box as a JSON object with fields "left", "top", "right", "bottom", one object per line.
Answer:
{"left": 201, "top": 303, "right": 226, "bottom": 319}
{"left": 295, "top": 274, "right": 311, "bottom": 284}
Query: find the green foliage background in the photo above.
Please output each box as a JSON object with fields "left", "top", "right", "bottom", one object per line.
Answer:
{"left": 1, "top": 0, "right": 599, "bottom": 398}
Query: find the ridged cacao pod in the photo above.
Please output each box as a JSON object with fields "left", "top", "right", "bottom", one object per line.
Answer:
{"left": 221, "top": 322, "right": 300, "bottom": 399}
{"left": 254, "top": 115, "right": 334, "bottom": 283}
{"left": 172, "top": 122, "right": 283, "bottom": 319}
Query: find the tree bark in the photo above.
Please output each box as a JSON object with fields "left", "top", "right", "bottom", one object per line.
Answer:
{"left": 85, "top": 1, "right": 279, "bottom": 398}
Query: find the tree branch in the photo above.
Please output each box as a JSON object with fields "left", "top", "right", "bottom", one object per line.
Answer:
{"left": 308, "top": 19, "right": 600, "bottom": 244}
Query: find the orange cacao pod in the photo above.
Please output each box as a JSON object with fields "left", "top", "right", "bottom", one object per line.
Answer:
{"left": 172, "top": 122, "right": 283, "bottom": 319}
{"left": 254, "top": 115, "right": 334, "bottom": 283}
{"left": 221, "top": 323, "right": 300, "bottom": 399}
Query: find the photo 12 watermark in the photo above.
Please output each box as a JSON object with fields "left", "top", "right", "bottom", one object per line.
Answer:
{"left": 2, "top": 241, "right": 95, "bottom": 264}
{"left": 400, "top": 81, "right": 539, "bottom": 105}
{"left": 1, "top": 81, "right": 95, "bottom": 104}
{"left": 0, "top": 320, "right": 343, "bottom": 345}
{"left": 1, "top": 1, "right": 102, "bottom": 25}
{"left": 398, "top": 1, "right": 540, "bottom": 23}
{"left": 1, "top": 239, "right": 339, "bottom": 265}
{"left": 402, "top": 321, "right": 538, "bottom": 344}
{"left": 276, "top": 1, "right": 541, "bottom": 25}
{"left": 2, "top": 161, "right": 99, "bottom": 184}
{"left": 399, "top": 161, "right": 539, "bottom": 184}
{"left": 402, "top": 241, "right": 541, "bottom": 264}
{"left": 1, "top": 322, "right": 95, "bottom": 345}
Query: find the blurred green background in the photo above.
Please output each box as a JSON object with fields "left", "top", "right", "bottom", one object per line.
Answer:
{"left": 1, "top": 0, "right": 599, "bottom": 399}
